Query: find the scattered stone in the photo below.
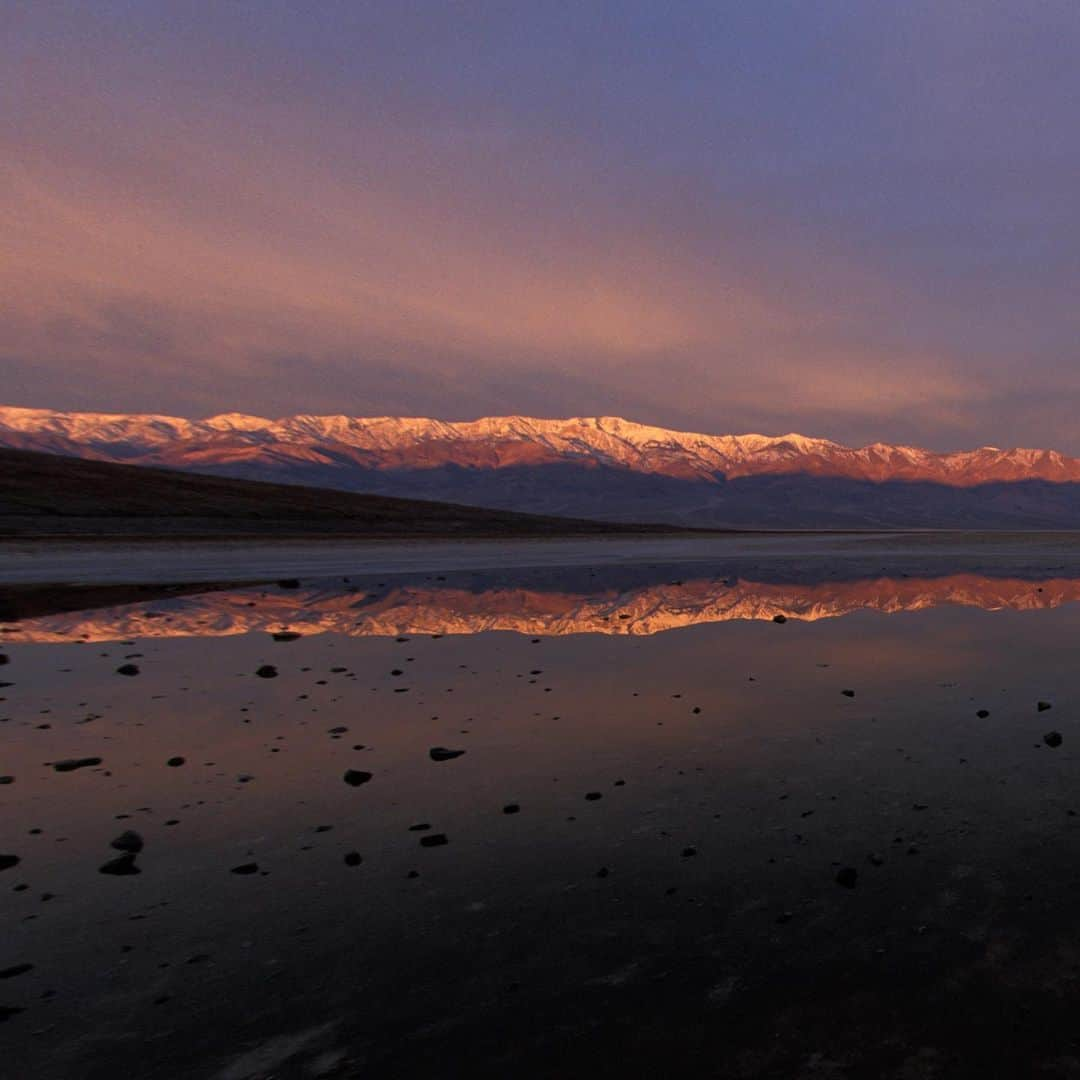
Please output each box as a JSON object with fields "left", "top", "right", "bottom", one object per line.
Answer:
{"left": 868, "top": 853, "right": 885, "bottom": 866}
{"left": 110, "top": 831, "right": 144, "bottom": 854}
{"left": 115, "top": 664, "right": 140, "bottom": 677}
{"left": 835, "top": 867, "right": 858, "bottom": 889}
{"left": 255, "top": 665, "right": 278, "bottom": 679}
{"left": 344, "top": 851, "right": 363, "bottom": 867}
{"left": 53, "top": 757, "right": 102, "bottom": 773}
{"left": 976, "top": 709, "right": 990, "bottom": 718}
{"left": 841, "top": 689, "right": 855, "bottom": 698}
{"left": 429, "top": 747, "right": 465, "bottom": 762}
{"left": 0, "top": 855, "right": 19, "bottom": 872}
{"left": 1038, "top": 701, "right": 1053, "bottom": 712}
{"left": 420, "top": 833, "right": 448, "bottom": 848}
{"left": 99, "top": 853, "right": 140, "bottom": 876}
{"left": 1044, "top": 731, "right": 1064, "bottom": 748}
{"left": 503, "top": 804, "right": 521, "bottom": 815}
{"left": 230, "top": 863, "right": 259, "bottom": 875}
{"left": 584, "top": 792, "right": 603, "bottom": 801}
{"left": 343, "top": 769, "right": 373, "bottom": 787}
{"left": 166, "top": 757, "right": 185, "bottom": 767}
{"left": 408, "top": 823, "right": 431, "bottom": 832}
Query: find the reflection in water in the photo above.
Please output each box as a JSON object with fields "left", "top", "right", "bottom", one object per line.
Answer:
{"left": 9, "top": 547, "right": 1080, "bottom": 1077}
{"left": 5, "top": 571, "right": 1080, "bottom": 642}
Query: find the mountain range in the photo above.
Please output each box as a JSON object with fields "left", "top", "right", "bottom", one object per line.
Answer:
{"left": 6, "top": 406, "right": 1080, "bottom": 528}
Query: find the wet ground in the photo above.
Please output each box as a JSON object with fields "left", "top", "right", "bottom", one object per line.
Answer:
{"left": 6, "top": 536, "right": 1080, "bottom": 1078}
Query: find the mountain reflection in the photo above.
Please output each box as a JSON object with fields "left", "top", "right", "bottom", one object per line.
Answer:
{"left": 5, "top": 572, "right": 1080, "bottom": 643}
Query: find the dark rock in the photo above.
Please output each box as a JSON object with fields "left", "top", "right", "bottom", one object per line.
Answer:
{"left": 255, "top": 665, "right": 278, "bottom": 679}
{"left": 429, "top": 747, "right": 465, "bottom": 762}
{"left": 868, "top": 853, "right": 885, "bottom": 867}
{"left": 835, "top": 866, "right": 858, "bottom": 888}
{"left": 584, "top": 792, "right": 603, "bottom": 801}
{"left": 772, "top": 614, "right": 787, "bottom": 624}
{"left": 0, "top": 964, "right": 32, "bottom": 979}
{"left": 99, "top": 853, "right": 140, "bottom": 876}
{"left": 116, "top": 664, "right": 140, "bottom": 677}
{"left": 0, "top": 654, "right": 8, "bottom": 665}
{"left": 0, "top": 1006, "right": 24, "bottom": 1023}
{"left": 681, "top": 846, "right": 698, "bottom": 857}
{"left": 1038, "top": 701, "right": 1053, "bottom": 712}
{"left": 0, "top": 855, "right": 19, "bottom": 872}
{"left": 1044, "top": 731, "right": 1064, "bottom": 748}
{"left": 271, "top": 632, "right": 301, "bottom": 642}
{"left": 343, "top": 851, "right": 363, "bottom": 867}
{"left": 502, "top": 804, "right": 521, "bottom": 815}
{"left": 841, "top": 689, "right": 855, "bottom": 698}
{"left": 976, "top": 709, "right": 990, "bottom": 718}
{"left": 0, "top": 777, "right": 12, "bottom": 785}
{"left": 166, "top": 756, "right": 185, "bottom": 767}
{"left": 408, "top": 823, "right": 431, "bottom": 832}
{"left": 343, "top": 769, "right": 373, "bottom": 787}
{"left": 53, "top": 757, "right": 102, "bottom": 772}
{"left": 420, "top": 833, "right": 448, "bottom": 848}
{"left": 277, "top": 579, "right": 301, "bottom": 589}
{"left": 230, "top": 863, "right": 259, "bottom": 875}
{"left": 110, "top": 830, "right": 144, "bottom": 854}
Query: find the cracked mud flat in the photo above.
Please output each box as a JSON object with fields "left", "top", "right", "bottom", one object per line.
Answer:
{"left": 5, "top": 539, "right": 1080, "bottom": 1078}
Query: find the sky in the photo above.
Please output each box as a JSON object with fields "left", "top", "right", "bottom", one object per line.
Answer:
{"left": 5, "top": 1, "right": 1080, "bottom": 450}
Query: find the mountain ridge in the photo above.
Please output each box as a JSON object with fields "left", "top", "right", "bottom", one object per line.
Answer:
{"left": 1, "top": 405, "right": 1076, "bottom": 486}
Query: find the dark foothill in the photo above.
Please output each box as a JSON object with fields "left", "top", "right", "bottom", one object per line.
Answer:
{"left": 0, "top": 855, "right": 19, "bottom": 872}
{"left": 116, "top": 664, "right": 140, "bottom": 676}
{"left": 772, "top": 614, "right": 787, "bottom": 624}
{"left": 343, "top": 769, "right": 373, "bottom": 787}
{"left": 53, "top": 757, "right": 102, "bottom": 772}
{"left": 976, "top": 709, "right": 990, "bottom": 718}
{"left": 230, "top": 863, "right": 259, "bottom": 875}
{"left": 1044, "top": 731, "right": 1064, "bottom": 748}
{"left": 841, "top": 689, "right": 855, "bottom": 698}
{"left": 110, "top": 830, "right": 144, "bottom": 854}
{"left": 1038, "top": 701, "right": 1053, "bottom": 712}
{"left": 420, "top": 833, "right": 448, "bottom": 848}
{"left": 277, "top": 579, "right": 301, "bottom": 589}
{"left": 343, "top": 851, "right": 363, "bottom": 867}
{"left": 272, "top": 632, "right": 301, "bottom": 642}
{"left": 166, "top": 757, "right": 185, "bottom": 767}
{"left": 836, "top": 867, "right": 858, "bottom": 888}
{"left": 584, "top": 792, "right": 603, "bottom": 801}
{"left": 502, "top": 804, "right": 521, "bottom": 814}
{"left": 0, "top": 964, "right": 32, "bottom": 979}
{"left": 99, "top": 852, "right": 140, "bottom": 876}
{"left": 429, "top": 747, "right": 466, "bottom": 762}
{"left": 255, "top": 665, "right": 278, "bottom": 679}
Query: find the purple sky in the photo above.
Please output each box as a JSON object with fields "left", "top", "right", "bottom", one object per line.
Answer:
{"left": 5, "top": 2, "right": 1080, "bottom": 450}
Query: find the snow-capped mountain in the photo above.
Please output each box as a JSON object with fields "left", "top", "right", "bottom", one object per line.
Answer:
{"left": 5, "top": 405, "right": 1080, "bottom": 527}
{"left": 2, "top": 405, "right": 1077, "bottom": 483}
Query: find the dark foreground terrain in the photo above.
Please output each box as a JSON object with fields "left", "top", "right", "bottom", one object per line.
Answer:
{"left": 0, "top": 448, "right": 692, "bottom": 539}
{"left": 6, "top": 537, "right": 1080, "bottom": 1078}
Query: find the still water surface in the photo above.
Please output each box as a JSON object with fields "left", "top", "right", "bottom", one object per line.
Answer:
{"left": 5, "top": 536, "right": 1080, "bottom": 1078}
